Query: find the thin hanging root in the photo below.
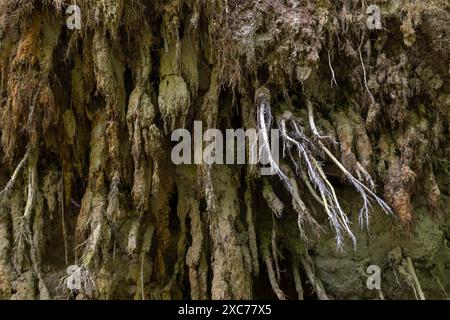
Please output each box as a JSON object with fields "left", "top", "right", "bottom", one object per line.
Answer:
{"left": 279, "top": 116, "right": 354, "bottom": 249}
{"left": 245, "top": 176, "right": 259, "bottom": 276}
{"left": 307, "top": 101, "right": 393, "bottom": 226}
{"left": 300, "top": 255, "right": 329, "bottom": 300}
{"left": 283, "top": 164, "right": 322, "bottom": 239}
{"left": 292, "top": 259, "right": 304, "bottom": 300}
{"left": 0, "top": 148, "right": 30, "bottom": 201}
{"left": 328, "top": 50, "right": 338, "bottom": 88}
{"left": 405, "top": 257, "right": 426, "bottom": 300}
{"left": 263, "top": 250, "right": 287, "bottom": 300}
{"left": 257, "top": 90, "right": 291, "bottom": 191}
{"left": 358, "top": 36, "right": 376, "bottom": 107}
{"left": 271, "top": 214, "right": 281, "bottom": 282}
{"left": 60, "top": 176, "right": 69, "bottom": 266}
{"left": 300, "top": 166, "right": 323, "bottom": 206}
{"left": 15, "top": 151, "right": 37, "bottom": 260}
{"left": 58, "top": 265, "right": 95, "bottom": 297}
{"left": 313, "top": 159, "right": 356, "bottom": 243}
{"left": 431, "top": 272, "right": 448, "bottom": 299}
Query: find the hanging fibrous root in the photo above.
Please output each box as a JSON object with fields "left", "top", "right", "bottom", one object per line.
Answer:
{"left": 306, "top": 101, "right": 392, "bottom": 227}
{"left": 328, "top": 50, "right": 338, "bottom": 88}
{"left": 269, "top": 98, "right": 392, "bottom": 249}
{"left": 359, "top": 35, "right": 376, "bottom": 108}
{"left": 278, "top": 111, "right": 356, "bottom": 249}
{"left": 257, "top": 88, "right": 321, "bottom": 243}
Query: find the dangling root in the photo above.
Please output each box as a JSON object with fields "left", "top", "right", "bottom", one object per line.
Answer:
{"left": 283, "top": 165, "right": 322, "bottom": 240}
{"left": 245, "top": 176, "right": 259, "bottom": 277}
{"left": 13, "top": 150, "right": 50, "bottom": 298}
{"left": 307, "top": 101, "right": 393, "bottom": 227}
{"left": 262, "top": 180, "right": 284, "bottom": 218}
{"left": 0, "top": 148, "right": 30, "bottom": 202}
{"left": 358, "top": 35, "right": 376, "bottom": 107}
{"left": 276, "top": 99, "right": 391, "bottom": 249}
{"left": 15, "top": 151, "right": 37, "bottom": 266}
{"left": 300, "top": 254, "right": 329, "bottom": 300}
{"left": 328, "top": 50, "right": 338, "bottom": 88}
{"left": 292, "top": 258, "right": 304, "bottom": 300}
{"left": 263, "top": 249, "right": 287, "bottom": 300}
{"left": 405, "top": 257, "right": 425, "bottom": 300}
{"left": 58, "top": 265, "right": 95, "bottom": 297}
{"left": 389, "top": 247, "right": 425, "bottom": 300}
{"left": 279, "top": 113, "right": 356, "bottom": 249}
{"left": 256, "top": 88, "right": 291, "bottom": 191}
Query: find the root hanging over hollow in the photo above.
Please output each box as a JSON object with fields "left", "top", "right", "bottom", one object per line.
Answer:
{"left": 278, "top": 112, "right": 356, "bottom": 249}
{"left": 266, "top": 98, "right": 394, "bottom": 249}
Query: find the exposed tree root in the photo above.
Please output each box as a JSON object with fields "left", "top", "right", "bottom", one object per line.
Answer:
{"left": 292, "top": 258, "right": 304, "bottom": 300}
{"left": 263, "top": 250, "right": 287, "bottom": 300}
{"left": 0, "top": 148, "right": 30, "bottom": 203}
{"left": 300, "top": 253, "right": 329, "bottom": 300}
